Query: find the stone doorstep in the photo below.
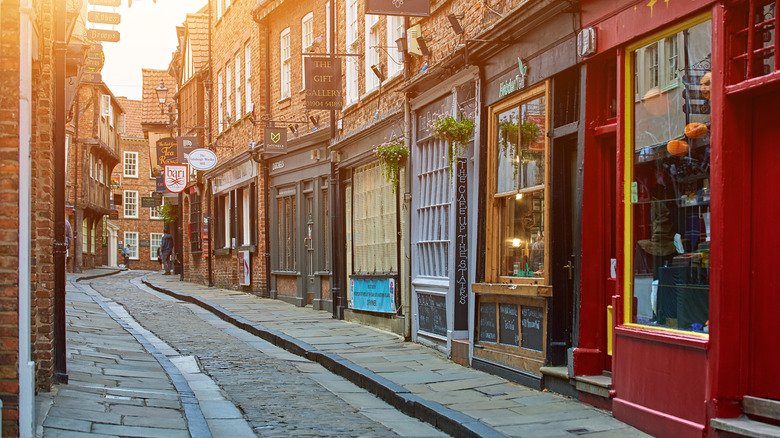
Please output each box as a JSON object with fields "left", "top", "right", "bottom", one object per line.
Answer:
{"left": 711, "top": 416, "right": 780, "bottom": 438}
{"left": 745, "top": 396, "right": 780, "bottom": 423}
{"left": 574, "top": 374, "right": 612, "bottom": 399}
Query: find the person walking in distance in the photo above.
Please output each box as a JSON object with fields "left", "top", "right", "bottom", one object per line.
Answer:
{"left": 160, "top": 230, "right": 174, "bottom": 275}
{"left": 121, "top": 245, "right": 130, "bottom": 269}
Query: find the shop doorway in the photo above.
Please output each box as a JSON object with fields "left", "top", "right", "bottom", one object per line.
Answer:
{"left": 748, "top": 91, "right": 780, "bottom": 400}
{"left": 549, "top": 135, "right": 577, "bottom": 365}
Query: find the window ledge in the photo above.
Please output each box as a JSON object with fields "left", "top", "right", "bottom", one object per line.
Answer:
{"left": 214, "top": 248, "right": 232, "bottom": 256}
{"left": 615, "top": 325, "right": 709, "bottom": 350}
{"left": 272, "top": 270, "right": 300, "bottom": 276}
{"left": 237, "top": 245, "right": 257, "bottom": 253}
{"left": 472, "top": 282, "right": 552, "bottom": 297}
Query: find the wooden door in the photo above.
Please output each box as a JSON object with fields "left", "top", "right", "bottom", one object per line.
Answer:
{"left": 748, "top": 91, "right": 780, "bottom": 400}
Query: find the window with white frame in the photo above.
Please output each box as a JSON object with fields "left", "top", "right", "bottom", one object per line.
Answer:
{"left": 150, "top": 232, "right": 163, "bottom": 261}
{"left": 352, "top": 162, "right": 397, "bottom": 273}
{"left": 366, "top": 14, "right": 381, "bottom": 91}
{"left": 281, "top": 28, "right": 291, "bottom": 99}
{"left": 226, "top": 61, "right": 232, "bottom": 123}
{"left": 150, "top": 193, "right": 163, "bottom": 219}
{"left": 225, "top": 0, "right": 230, "bottom": 10}
{"left": 326, "top": 2, "right": 331, "bottom": 52}
{"left": 91, "top": 221, "right": 98, "bottom": 254}
{"left": 387, "top": 16, "right": 404, "bottom": 77}
{"left": 235, "top": 54, "right": 241, "bottom": 118}
{"left": 124, "top": 232, "right": 139, "bottom": 259}
{"left": 89, "top": 153, "right": 94, "bottom": 179}
{"left": 124, "top": 151, "right": 138, "bottom": 177}
{"left": 215, "top": 0, "right": 222, "bottom": 20}
{"left": 346, "top": 0, "right": 359, "bottom": 103}
{"left": 302, "top": 12, "right": 314, "bottom": 89}
{"left": 101, "top": 94, "right": 113, "bottom": 126}
{"left": 634, "top": 33, "right": 682, "bottom": 101}
{"left": 215, "top": 192, "right": 232, "bottom": 249}
{"left": 245, "top": 41, "right": 252, "bottom": 112}
{"left": 124, "top": 190, "right": 138, "bottom": 218}
{"left": 217, "top": 70, "right": 224, "bottom": 132}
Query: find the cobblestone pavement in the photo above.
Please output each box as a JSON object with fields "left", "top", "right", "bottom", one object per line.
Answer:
{"left": 69, "top": 270, "right": 444, "bottom": 437}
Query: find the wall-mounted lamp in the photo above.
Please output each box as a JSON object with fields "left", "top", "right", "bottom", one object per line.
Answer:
{"left": 416, "top": 36, "right": 431, "bottom": 56}
{"left": 371, "top": 64, "right": 385, "bottom": 82}
{"left": 309, "top": 115, "right": 320, "bottom": 129}
{"left": 395, "top": 35, "right": 408, "bottom": 54}
{"left": 288, "top": 124, "right": 298, "bottom": 136}
{"left": 448, "top": 13, "right": 464, "bottom": 35}
{"left": 155, "top": 80, "right": 167, "bottom": 115}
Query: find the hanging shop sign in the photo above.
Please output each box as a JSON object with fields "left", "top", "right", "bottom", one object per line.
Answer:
{"left": 156, "top": 175, "right": 165, "bottom": 192}
{"left": 351, "top": 278, "right": 396, "bottom": 313}
{"left": 86, "top": 29, "right": 120, "bottom": 43}
{"left": 187, "top": 148, "right": 217, "bottom": 171}
{"left": 304, "top": 57, "right": 343, "bottom": 110}
{"left": 211, "top": 160, "right": 256, "bottom": 194}
{"left": 264, "top": 127, "right": 287, "bottom": 155}
{"left": 82, "top": 72, "right": 102, "bottom": 84}
{"left": 110, "top": 172, "right": 121, "bottom": 186}
{"left": 454, "top": 158, "right": 469, "bottom": 330}
{"left": 156, "top": 137, "right": 178, "bottom": 167}
{"left": 163, "top": 164, "right": 188, "bottom": 193}
{"left": 140, "top": 197, "right": 156, "bottom": 208}
{"left": 177, "top": 136, "right": 199, "bottom": 163}
{"left": 87, "top": 11, "right": 121, "bottom": 25}
{"left": 88, "top": 0, "right": 121, "bottom": 6}
{"left": 365, "top": 0, "right": 430, "bottom": 16}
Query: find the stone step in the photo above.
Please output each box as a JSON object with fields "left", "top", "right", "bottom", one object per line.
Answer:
{"left": 574, "top": 374, "right": 612, "bottom": 399}
{"left": 745, "top": 396, "right": 780, "bottom": 423}
{"left": 711, "top": 416, "right": 780, "bottom": 438}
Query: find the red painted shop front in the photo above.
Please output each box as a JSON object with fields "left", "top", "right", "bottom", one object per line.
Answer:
{"left": 578, "top": 1, "right": 780, "bottom": 436}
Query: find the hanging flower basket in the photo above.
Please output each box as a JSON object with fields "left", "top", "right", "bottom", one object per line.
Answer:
{"left": 374, "top": 136, "right": 409, "bottom": 192}
{"left": 426, "top": 112, "right": 475, "bottom": 176}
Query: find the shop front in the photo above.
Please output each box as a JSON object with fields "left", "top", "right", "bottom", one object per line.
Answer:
{"left": 470, "top": 3, "right": 581, "bottom": 388}
{"left": 206, "top": 152, "right": 262, "bottom": 291}
{"left": 332, "top": 113, "right": 408, "bottom": 336}
{"left": 407, "top": 67, "right": 478, "bottom": 360}
{"left": 576, "top": 0, "right": 780, "bottom": 435}
{"left": 267, "top": 130, "right": 332, "bottom": 309}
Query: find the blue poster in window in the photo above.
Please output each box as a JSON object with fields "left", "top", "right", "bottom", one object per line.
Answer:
{"left": 351, "top": 278, "right": 396, "bottom": 313}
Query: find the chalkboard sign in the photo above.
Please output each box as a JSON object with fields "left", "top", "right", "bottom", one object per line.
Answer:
{"left": 478, "top": 302, "right": 497, "bottom": 343}
{"left": 499, "top": 303, "right": 519, "bottom": 346}
{"left": 418, "top": 293, "right": 447, "bottom": 337}
{"left": 521, "top": 305, "right": 544, "bottom": 352}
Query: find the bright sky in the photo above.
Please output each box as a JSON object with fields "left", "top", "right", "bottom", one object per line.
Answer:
{"left": 100, "top": 0, "right": 207, "bottom": 101}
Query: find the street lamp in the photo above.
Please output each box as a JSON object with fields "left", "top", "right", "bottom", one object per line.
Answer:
{"left": 155, "top": 80, "right": 167, "bottom": 114}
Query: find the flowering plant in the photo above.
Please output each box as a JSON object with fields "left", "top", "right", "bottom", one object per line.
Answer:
{"left": 374, "top": 136, "right": 409, "bottom": 191}
{"left": 426, "top": 112, "right": 475, "bottom": 176}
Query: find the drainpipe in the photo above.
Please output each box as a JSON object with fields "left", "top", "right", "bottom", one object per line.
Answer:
{"left": 18, "top": 2, "right": 35, "bottom": 436}
{"left": 402, "top": 16, "right": 412, "bottom": 340}
{"left": 53, "top": 0, "right": 69, "bottom": 385}
{"left": 207, "top": 0, "right": 214, "bottom": 287}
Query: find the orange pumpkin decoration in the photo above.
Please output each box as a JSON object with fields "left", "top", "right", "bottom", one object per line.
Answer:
{"left": 685, "top": 122, "right": 708, "bottom": 139}
{"left": 667, "top": 139, "right": 689, "bottom": 156}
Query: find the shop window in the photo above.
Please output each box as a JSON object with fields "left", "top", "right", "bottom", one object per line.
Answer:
{"left": 215, "top": 192, "right": 232, "bottom": 249}
{"left": 277, "top": 190, "right": 297, "bottom": 271}
{"left": 190, "top": 193, "right": 202, "bottom": 252}
{"left": 727, "top": 0, "right": 777, "bottom": 83}
{"left": 322, "top": 185, "right": 330, "bottom": 271}
{"left": 486, "top": 84, "right": 548, "bottom": 281}
{"left": 82, "top": 221, "right": 89, "bottom": 253}
{"left": 236, "top": 185, "right": 255, "bottom": 247}
{"left": 626, "top": 17, "right": 712, "bottom": 335}
{"left": 352, "top": 162, "right": 397, "bottom": 273}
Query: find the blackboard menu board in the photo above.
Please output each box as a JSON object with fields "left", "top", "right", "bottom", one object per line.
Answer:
{"left": 521, "top": 305, "right": 544, "bottom": 352}
{"left": 478, "top": 302, "right": 497, "bottom": 343}
{"left": 499, "top": 303, "right": 519, "bottom": 346}
{"left": 418, "top": 293, "right": 447, "bottom": 337}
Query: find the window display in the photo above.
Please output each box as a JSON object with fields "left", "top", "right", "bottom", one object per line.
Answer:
{"left": 629, "top": 18, "right": 712, "bottom": 334}
{"left": 491, "top": 90, "right": 547, "bottom": 280}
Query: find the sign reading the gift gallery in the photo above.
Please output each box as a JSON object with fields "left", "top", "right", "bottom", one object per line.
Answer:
{"left": 365, "top": 0, "right": 430, "bottom": 16}
{"left": 264, "top": 127, "right": 287, "bottom": 155}
{"left": 304, "top": 57, "right": 342, "bottom": 110}
{"left": 163, "top": 164, "right": 188, "bottom": 193}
